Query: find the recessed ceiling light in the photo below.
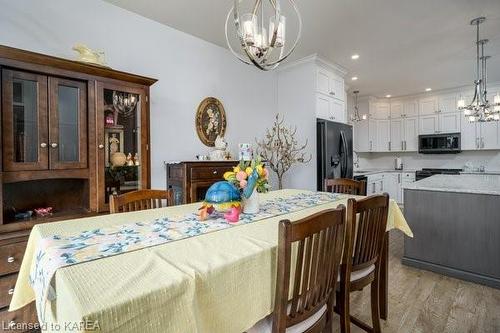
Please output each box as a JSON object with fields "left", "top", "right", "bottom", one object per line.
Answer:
{"left": 425, "top": 88, "right": 432, "bottom": 92}
{"left": 351, "top": 54, "right": 360, "bottom": 60}
{"left": 385, "top": 94, "right": 392, "bottom": 98}
{"left": 351, "top": 76, "right": 358, "bottom": 81}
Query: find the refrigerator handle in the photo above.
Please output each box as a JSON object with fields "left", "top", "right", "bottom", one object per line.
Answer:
{"left": 340, "top": 130, "right": 348, "bottom": 178}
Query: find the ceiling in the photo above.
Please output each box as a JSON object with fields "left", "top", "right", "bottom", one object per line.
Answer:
{"left": 104, "top": 0, "right": 500, "bottom": 98}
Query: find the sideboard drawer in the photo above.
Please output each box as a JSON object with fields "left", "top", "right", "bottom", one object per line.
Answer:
{"left": 0, "top": 242, "right": 27, "bottom": 277}
{"left": 0, "top": 274, "right": 17, "bottom": 309}
{"left": 191, "top": 166, "right": 231, "bottom": 180}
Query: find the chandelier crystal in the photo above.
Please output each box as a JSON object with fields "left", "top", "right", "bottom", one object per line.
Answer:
{"left": 225, "top": 0, "right": 302, "bottom": 71}
{"left": 457, "top": 17, "right": 500, "bottom": 122}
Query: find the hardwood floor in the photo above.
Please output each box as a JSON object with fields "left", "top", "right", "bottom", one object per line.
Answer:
{"left": 331, "top": 231, "right": 500, "bottom": 333}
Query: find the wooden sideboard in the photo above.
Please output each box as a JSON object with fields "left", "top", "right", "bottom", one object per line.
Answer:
{"left": 0, "top": 45, "right": 157, "bottom": 331}
{"left": 166, "top": 161, "right": 238, "bottom": 204}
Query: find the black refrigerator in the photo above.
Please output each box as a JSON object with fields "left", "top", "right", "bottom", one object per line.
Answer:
{"left": 316, "top": 119, "right": 353, "bottom": 191}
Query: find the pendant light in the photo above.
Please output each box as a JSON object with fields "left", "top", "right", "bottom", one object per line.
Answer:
{"left": 351, "top": 90, "right": 366, "bottom": 122}
{"left": 225, "top": 0, "right": 302, "bottom": 71}
{"left": 457, "top": 17, "right": 500, "bottom": 122}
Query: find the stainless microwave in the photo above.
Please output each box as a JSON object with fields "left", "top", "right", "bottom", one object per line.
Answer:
{"left": 418, "top": 133, "right": 461, "bottom": 154}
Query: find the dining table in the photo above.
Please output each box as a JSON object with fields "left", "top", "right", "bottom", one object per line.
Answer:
{"left": 10, "top": 189, "right": 413, "bottom": 333}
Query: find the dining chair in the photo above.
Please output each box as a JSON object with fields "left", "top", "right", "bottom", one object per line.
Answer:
{"left": 324, "top": 178, "right": 366, "bottom": 196}
{"left": 109, "top": 189, "right": 174, "bottom": 213}
{"left": 336, "top": 193, "right": 390, "bottom": 333}
{"left": 247, "top": 206, "right": 347, "bottom": 333}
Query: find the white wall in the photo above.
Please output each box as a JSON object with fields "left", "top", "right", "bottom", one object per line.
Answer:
{"left": 0, "top": 0, "right": 281, "bottom": 189}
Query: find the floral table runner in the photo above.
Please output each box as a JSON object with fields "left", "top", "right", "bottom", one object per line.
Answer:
{"left": 30, "top": 191, "right": 340, "bottom": 319}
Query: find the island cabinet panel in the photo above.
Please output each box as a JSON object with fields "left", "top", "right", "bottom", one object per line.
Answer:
{"left": 403, "top": 189, "right": 500, "bottom": 288}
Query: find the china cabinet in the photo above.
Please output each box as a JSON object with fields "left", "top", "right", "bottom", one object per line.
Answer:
{"left": 0, "top": 44, "right": 156, "bottom": 329}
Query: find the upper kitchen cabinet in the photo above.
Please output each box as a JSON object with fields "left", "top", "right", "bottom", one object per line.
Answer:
{"left": 419, "top": 112, "right": 460, "bottom": 134}
{"left": 419, "top": 97, "right": 438, "bottom": 115}
{"left": 278, "top": 55, "right": 347, "bottom": 124}
{"left": 372, "top": 102, "right": 390, "bottom": 119}
{"left": 390, "top": 101, "right": 403, "bottom": 118}
{"left": 438, "top": 94, "right": 458, "bottom": 113}
{"left": 403, "top": 99, "right": 418, "bottom": 117}
{"left": 316, "top": 67, "right": 344, "bottom": 101}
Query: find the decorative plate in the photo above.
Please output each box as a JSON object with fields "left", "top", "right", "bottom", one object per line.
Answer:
{"left": 195, "top": 97, "right": 227, "bottom": 147}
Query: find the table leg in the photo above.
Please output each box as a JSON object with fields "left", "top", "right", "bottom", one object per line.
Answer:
{"left": 379, "top": 232, "right": 389, "bottom": 320}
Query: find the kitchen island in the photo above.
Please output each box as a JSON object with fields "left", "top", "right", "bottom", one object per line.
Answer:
{"left": 403, "top": 174, "right": 500, "bottom": 289}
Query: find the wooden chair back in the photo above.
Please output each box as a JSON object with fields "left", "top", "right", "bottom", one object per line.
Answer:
{"left": 109, "top": 189, "right": 174, "bottom": 214}
{"left": 273, "top": 206, "right": 347, "bottom": 333}
{"left": 345, "top": 194, "right": 389, "bottom": 273}
{"left": 324, "top": 178, "right": 366, "bottom": 196}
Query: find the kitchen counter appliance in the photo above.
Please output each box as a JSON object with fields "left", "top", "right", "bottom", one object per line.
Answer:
{"left": 418, "top": 133, "right": 461, "bottom": 154}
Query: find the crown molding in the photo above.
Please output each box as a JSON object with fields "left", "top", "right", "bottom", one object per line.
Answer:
{"left": 278, "top": 53, "right": 348, "bottom": 77}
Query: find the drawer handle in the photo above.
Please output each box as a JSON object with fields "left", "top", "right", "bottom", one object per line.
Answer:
{"left": 8, "top": 288, "right": 14, "bottom": 295}
{"left": 213, "top": 170, "right": 218, "bottom": 174}
{"left": 7, "top": 256, "right": 15, "bottom": 263}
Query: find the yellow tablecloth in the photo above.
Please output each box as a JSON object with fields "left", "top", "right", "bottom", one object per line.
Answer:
{"left": 10, "top": 189, "right": 412, "bottom": 333}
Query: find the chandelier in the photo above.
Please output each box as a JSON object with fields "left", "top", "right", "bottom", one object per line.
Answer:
{"left": 457, "top": 17, "right": 500, "bottom": 122}
{"left": 112, "top": 91, "right": 138, "bottom": 118}
{"left": 350, "top": 90, "right": 367, "bottom": 122}
{"left": 225, "top": 0, "right": 302, "bottom": 71}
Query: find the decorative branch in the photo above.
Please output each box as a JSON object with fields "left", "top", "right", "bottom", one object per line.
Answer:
{"left": 255, "top": 114, "right": 312, "bottom": 189}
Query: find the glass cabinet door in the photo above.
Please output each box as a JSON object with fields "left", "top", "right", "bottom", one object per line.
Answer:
{"left": 96, "top": 82, "right": 149, "bottom": 211}
{"left": 2, "top": 69, "right": 48, "bottom": 171}
{"left": 48, "top": 77, "right": 88, "bottom": 169}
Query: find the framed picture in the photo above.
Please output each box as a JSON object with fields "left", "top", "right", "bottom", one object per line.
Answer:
{"left": 104, "top": 129, "right": 124, "bottom": 167}
{"left": 195, "top": 97, "right": 227, "bottom": 147}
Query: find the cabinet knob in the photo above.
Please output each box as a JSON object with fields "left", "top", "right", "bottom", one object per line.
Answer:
{"left": 213, "top": 170, "right": 218, "bottom": 175}
{"left": 50, "top": 143, "right": 58, "bottom": 148}
{"left": 8, "top": 288, "right": 14, "bottom": 295}
{"left": 98, "top": 144, "right": 105, "bottom": 149}
{"left": 40, "top": 142, "right": 47, "bottom": 148}
{"left": 7, "top": 256, "right": 15, "bottom": 263}
{"left": 329, "top": 91, "right": 335, "bottom": 96}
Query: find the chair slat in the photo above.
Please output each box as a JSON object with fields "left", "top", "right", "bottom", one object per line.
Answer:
{"left": 324, "top": 178, "right": 366, "bottom": 196}
{"left": 109, "top": 189, "right": 174, "bottom": 214}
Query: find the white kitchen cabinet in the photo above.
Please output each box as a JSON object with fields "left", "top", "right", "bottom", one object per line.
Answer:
{"left": 390, "top": 102, "right": 403, "bottom": 119}
{"left": 316, "top": 68, "right": 344, "bottom": 101}
{"left": 404, "top": 117, "right": 418, "bottom": 151}
{"left": 377, "top": 120, "right": 391, "bottom": 152}
{"left": 315, "top": 93, "right": 345, "bottom": 122}
{"left": 419, "top": 97, "right": 438, "bottom": 115}
{"left": 331, "top": 98, "right": 345, "bottom": 123}
{"left": 419, "top": 114, "right": 439, "bottom": 134}
{"left": 353, "top": 119, "right": 370, "bottom": 152}
{"left": 438, "top": 94, "right": 458, "bottom": 113}
{"left": 461, "top": 113, "right": 499, "bottom": 150}
{"left": 439, "top": 112, "right": 461, "bottom": 133}
{"left": 366, "top": 174, "right": 383, "bottom": 195}
{"left": 368, "top": 120, "right": 377, "bottom": 152}
{"left": 401, "top": 172, "right": 416, "bottom": 203}
{"left": 384, "top": 173, "right": 401, "bottom": 203}
{"left": 420, "top": 112, "right": 460, "bottom": 134}
{"left": 390, "top": 119, "right": 403, "bottom": 151}
{"left": 403, "top": 99, "right": 418, "bottom": 117}
{"left": 372, "top": 102, "right": 390, "bottom": 119}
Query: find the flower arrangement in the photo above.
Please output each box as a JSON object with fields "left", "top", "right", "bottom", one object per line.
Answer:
{"left": 223, "top": 157, "right": 270, "bottom": 193}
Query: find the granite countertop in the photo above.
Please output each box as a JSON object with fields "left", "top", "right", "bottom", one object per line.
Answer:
{"left": 403, "top": 174, "right": 500, "bottom": 196}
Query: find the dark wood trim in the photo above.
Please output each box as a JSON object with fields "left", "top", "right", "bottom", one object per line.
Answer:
{"left": 2, "top": 69, "right": 49, "bottom": 171}
{"left": 48, "top": 76, "right": 88, "bottom": 169}
{"left": 0, "top": 45, "right": 157, "bottom": 86}
{"left": 2, "top": 169, "right": 89, "bottom": 183}
{"left": 88, "top": 81, "right": 97, "bottom": 211}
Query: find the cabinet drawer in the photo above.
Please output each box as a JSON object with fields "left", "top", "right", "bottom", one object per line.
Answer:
{"left": 191, "top": 167, "right": 231, "bottom": 181}
{"left": 0, "top": 274, "right": 17, "bottom": 309}
{"left": 0, "top": 303, "right": 38, "bottom": 333}
{"left": 0, "top": 242, "right": 27, "bottom": 277}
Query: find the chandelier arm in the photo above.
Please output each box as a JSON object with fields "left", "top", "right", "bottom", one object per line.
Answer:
{"left": 225, "top": 5, "right": 254, "bottom": 65}
{"left": 269, "top": 0, "right": 281, "bottom": 48}
{"left": 260, "top": 0, "right": 302, "bottom": 67}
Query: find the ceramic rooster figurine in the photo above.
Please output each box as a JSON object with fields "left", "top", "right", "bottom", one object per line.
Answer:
{"left": 72, "top": 44, "right": 106, "bottom": 66}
